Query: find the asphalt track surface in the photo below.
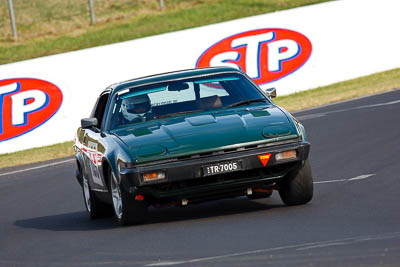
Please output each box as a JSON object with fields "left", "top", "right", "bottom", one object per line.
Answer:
{"left": 1, "top": 89, "right": 399, "bottom": 267}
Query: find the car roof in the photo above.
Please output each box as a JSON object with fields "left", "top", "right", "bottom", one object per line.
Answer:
{"left": 107, "top": 67, "right": 242, "bottom": 93}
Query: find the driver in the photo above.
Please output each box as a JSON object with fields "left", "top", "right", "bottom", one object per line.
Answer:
{"left": 120, "top": 94, "right": 154, "bottom": 124}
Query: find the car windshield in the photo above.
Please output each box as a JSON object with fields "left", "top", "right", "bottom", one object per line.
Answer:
{"left": 108, "top": 73, "right": 269, "bottom": 129}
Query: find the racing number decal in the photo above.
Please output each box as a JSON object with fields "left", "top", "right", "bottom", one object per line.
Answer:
{"left": 82, "top": 141, "right": 104, "bottom": 186}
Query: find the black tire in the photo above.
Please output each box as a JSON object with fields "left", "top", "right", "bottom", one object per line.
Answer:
{"left": 278, "top": 160, "right": 313, "bottom": 206}
{"left": 109, "top": 170, "right": 148, "bottom": 226}
{"left": 82, "top": 173, "right": 113, "bottom": 219}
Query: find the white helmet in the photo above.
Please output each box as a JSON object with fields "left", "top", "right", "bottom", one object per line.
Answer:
{"left": 121, "top": 94, "right": 151, "bottom": 122}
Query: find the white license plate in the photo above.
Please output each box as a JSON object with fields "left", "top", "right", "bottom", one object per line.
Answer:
{"left": 202, "top": 161, "right": 242, "bottom": 176}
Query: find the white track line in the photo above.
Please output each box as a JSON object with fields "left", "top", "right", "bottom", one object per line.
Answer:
{"left": 314, "top": 174, "right": 375, "bottom": 184}
{"left": 0, "top": 158, "right": 75, "bottom": 177}
{"left": 145, "top": 232, "right": 400, "bottom": 266}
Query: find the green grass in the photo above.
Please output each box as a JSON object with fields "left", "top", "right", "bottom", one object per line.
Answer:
{"left": 0, "top": 0, "right": 331, "bottom": 65}
{"left": 1, "top": 68, "right": 399, "bottom": 169}
{"left": 0, "top": 141, "right": 74, "bottom": 169}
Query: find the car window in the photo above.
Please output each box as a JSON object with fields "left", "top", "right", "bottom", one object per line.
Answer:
{"left": 199, "top": 82, "right": 229, "bottom": 98}
{"left": 150, "top": 82, "right": 195, "bottom": 107}
{"left": 108, "top": 73, "right": 268, "bottom": 129}
{"left": 91, "top": 93, "right": 109, "bottom": 129}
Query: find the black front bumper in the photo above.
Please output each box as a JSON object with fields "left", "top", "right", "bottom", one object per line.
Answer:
{"left": 120, "top": 141, "right": 310, "bottom": 202}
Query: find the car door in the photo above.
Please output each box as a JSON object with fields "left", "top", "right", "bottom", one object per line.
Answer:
{"left": 81, "top": 92, "right": 110, "bottom": 192}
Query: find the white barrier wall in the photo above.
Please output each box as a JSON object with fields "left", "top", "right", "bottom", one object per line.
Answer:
{"left": 0, "top": 0, "right": 399, "bottom": 153}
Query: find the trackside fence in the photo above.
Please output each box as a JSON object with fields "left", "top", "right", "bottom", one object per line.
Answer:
{"left": 2, "top": 0, "right": 166, "bottom": 41}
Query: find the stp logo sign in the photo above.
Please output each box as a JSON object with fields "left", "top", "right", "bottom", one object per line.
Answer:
{"left": 196, "top": 28, "right": 312, "bottom": 85}
{"left": 0, "top": 78, "right": 63, "bottom": 141}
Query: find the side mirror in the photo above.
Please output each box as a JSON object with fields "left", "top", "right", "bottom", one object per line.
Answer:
{"left": 81, "top": 118, "right": 98, "bottom": 129}
{"left": 265, "top": 87, "right": 277, "bottom": 98}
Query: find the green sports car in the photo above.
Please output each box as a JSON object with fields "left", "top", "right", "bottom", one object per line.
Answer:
{"left": 74, "top": 67, "right": 313, "bottom": 226}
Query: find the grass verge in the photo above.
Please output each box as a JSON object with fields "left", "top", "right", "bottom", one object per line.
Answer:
{"left": 0, "top": 67, "right": 399, "bottom": 169}
{"left": 0, "top": 0, "right": 330, "bottom": 65}
{"left": 0, "top": 141, "right": 74, "bottom": 169}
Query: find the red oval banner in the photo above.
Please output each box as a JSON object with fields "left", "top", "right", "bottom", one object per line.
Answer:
{"left": 196, "top": 28, "right": 312, "bottom": 85}
{"left": 0, "top": 78, "right": 63, "bottom": 141}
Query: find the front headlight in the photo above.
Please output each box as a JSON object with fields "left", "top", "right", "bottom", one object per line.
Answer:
{"left": 275, "top": 150, "right": 297, "bottom": 161}
{"left": 142, "top": 171, "right": 166, "bottom": 182}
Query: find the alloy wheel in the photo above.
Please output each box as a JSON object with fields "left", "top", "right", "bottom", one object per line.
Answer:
{"left": 111, "top": 172, "right": 123, "bottom": 219}
{"left": 83, "top": 174, "right": 91, "bottom": 213}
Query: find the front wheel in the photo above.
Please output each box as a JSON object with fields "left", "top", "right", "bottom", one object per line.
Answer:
{"left": 110, "top": 170, "right": 147, "bottom": 226}
{"left": 278, "top": 160, "right": 313, "bottom": 206}
{"left": 82, "top": 173, "right": 113, "bottom": 219}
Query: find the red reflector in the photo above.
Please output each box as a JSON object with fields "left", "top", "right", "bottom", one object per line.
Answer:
{"left": 254, "top": 188, "right": 273, "bottom": 193}
{"left": 135, "top": 194, "right": 144, "bottom": 201}
{"left": 258, "top": 154, "right": 271, "bottom": 167}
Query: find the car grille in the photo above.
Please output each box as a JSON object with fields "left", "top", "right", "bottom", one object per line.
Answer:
{"left": 136, "top": 137, "right": 300, "bottom": 167}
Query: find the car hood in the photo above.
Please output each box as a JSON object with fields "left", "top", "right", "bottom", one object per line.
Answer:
{"left": 111, "top": 105, "right": 298, "bottom": 163}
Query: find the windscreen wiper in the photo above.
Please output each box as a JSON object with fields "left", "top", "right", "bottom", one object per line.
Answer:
{"left": 225, "top": 98, "right": 267, "bottom": 108}
{"left": 156, "top": 110, "right": 203, "bottom": 119}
